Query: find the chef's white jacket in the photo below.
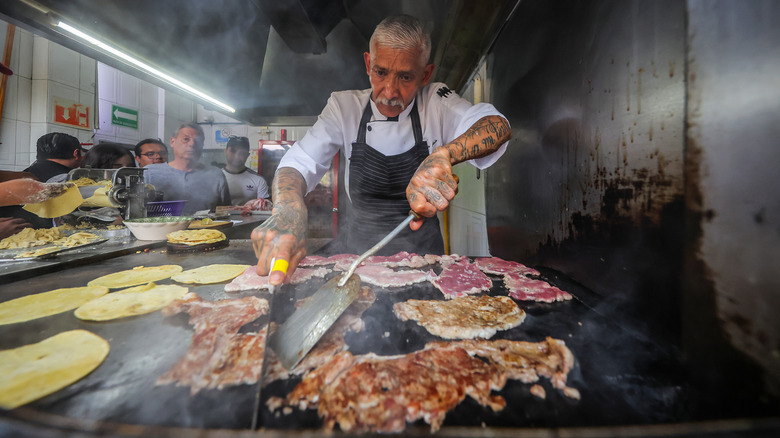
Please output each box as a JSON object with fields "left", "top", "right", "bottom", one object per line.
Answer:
{"left": 278, "top": 82, "right": 509, "bottom": 197}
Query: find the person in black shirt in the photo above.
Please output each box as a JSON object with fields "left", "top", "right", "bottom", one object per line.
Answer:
{"left": 24, "top": 132, "right": 85, "bottom": 182}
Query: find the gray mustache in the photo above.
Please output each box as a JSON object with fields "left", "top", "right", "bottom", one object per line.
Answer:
{"left": 376, "top": 97, "right": 404, "bottom": 108}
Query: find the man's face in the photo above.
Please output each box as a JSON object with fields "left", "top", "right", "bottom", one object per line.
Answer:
{"left": 169, "top": 127, "right": 204, "bottom": 162}
{"left": 225, "top": 146, "right": 250, "bottom": 169}
{"left": 136, "top": 142, "right": 168, "bottom": 166}
{"left": 364, "top": 45, "right": 434, "bottom": 118}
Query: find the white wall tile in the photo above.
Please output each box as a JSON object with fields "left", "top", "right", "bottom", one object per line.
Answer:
{"left": 139, "top": 81, "right": 158, "bottom": 112}
{"left": 78, "top": 90, "right": 95, "bottom": 130}
{"left": 16, "top": 76, "right": 32, "bottom": 123}
{"left": 0, "top": 119, "right": 17, "bottom": 164}
{"left": 115, "top": 136, "right": 137, "bottom": 147}
{"left": 117, "top": 72, "right": 139, "bottom": 107}
{"left": 77, "top": 129, "right": 94, "bottom": 145}
{"left": 32, "top": 36, "right": 48, "bottom": 80}
{"left": 30, "top": 79, "right": 48, "bottom": 123}
{"left": 97, "top": 62, "right": 115, "bottom": 101}
{"left": 95, "top": 98, "right": 116, "bottom": 136}
{"left": 48, "top": 44, "right": 80, "bottom": 88}
{"left": 16, "top": 121, "right": 31, "bottom": 156}
{"left": 79, "top": 55, "right": 96, "bottom": 91}
{"left": 2, "top": 74, "right": 18, "bottom": 120}
{"left": 29, "top": 122, "right": 47, "bottom": 154}
{"left": 48, "top": 123, "right": 78, "bottom": 138}
{"left": 16, "top": 29, "right": 34, "bottom": 79}
{"left": 139, "top": 110, "right": 158, "bottom": 139}
{"left": 116, "top": 126, "right": 139, "bottom": 142}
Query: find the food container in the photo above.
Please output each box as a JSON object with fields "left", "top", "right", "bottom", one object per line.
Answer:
{"left": 123, "top": 216, "right": 194, "bottom": 240}
{"left": 146, "top": 200, "right": 187, "bottom": 217}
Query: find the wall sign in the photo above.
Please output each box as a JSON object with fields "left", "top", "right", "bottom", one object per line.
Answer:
{"left": 53, "top": 97, "right": 91, "bottom": 129}
{"left": 111, "top": 105, "right": 138, "bottom": 129}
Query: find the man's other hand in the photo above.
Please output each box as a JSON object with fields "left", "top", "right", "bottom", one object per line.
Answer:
{"left": 406, "top": 148, "right": 459, "bottom": 231}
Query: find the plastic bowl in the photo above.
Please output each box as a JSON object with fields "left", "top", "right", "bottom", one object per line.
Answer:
{"left": 124, "top": 216, "right": 194, "bottom": 240}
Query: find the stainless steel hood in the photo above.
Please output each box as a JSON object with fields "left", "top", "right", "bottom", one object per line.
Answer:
{"left": 0, "top": 0, "right": 517, "bottom": 125}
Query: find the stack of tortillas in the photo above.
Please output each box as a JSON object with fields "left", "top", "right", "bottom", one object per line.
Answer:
{"left": 166, "top": 229, "right": 228, "bottom": 253}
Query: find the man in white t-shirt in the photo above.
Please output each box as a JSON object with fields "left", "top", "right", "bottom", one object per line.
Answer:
{"left": 252, "top": 14, "right": 511, "bottom": 287}
{"left": 221, "top": 136, "right": 269, "bottom": 205}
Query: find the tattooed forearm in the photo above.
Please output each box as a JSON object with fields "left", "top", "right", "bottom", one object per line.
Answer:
{"left": 256, "top": 167, "right": 308, "bottom": 239}
{"left": 441, "top": 115, "right": 511, "bottom": 164}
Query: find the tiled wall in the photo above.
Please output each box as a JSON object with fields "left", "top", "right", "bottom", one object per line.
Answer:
{"left": 0, "top": 23, "right": 35, "bottom": 170}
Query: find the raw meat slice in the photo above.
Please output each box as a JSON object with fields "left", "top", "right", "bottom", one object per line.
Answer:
{"left": 503, "top": 273, "right": 572, "bottom": 303}
{"left": 225, "top": 266, "right": 331, "bottom": 292}
{"left": 289, "top": 266, "right": 330, "bottom": 284}
{"left": 474, "top": 256, "right": 540, "bottom": 277}
{"left": 364, "top": 251, "right": 430, "bottom": 268}
{"left": 430, "top": 258, "right": 492, "bottom": 298}
{"left": 298, "top": 255, "right": 331, "bottom": 267}
{"left": 354, "top": 265, "right": 433, "bottom": 288}
{"left": 224, "top": 267, "right": 269, "bottom": 292}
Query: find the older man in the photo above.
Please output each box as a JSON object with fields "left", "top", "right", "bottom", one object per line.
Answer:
{"left": 134, "top": 138, "right": 168, "bottom": 166}
{"left": 144, "top": 123, "right": 230, "bottom": 215}
{"left": 252, "top": 14, "right": 511, "bottom": 285}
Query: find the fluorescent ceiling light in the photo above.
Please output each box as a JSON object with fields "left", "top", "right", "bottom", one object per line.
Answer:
{"left": 56, "top": 20, "right": 236, "bottom": 113}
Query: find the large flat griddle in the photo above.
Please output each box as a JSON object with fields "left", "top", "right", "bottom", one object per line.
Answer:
{"left": 0, "top": 241, "right": 686, "bottom": 434}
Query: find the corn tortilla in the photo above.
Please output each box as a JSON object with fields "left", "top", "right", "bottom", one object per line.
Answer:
{"left": 166, "top": 229, "right": 225, "bottom": 246}
{"left": 75, "top": 283, "right": 188, "bottom": 321}
{"left": 171, "top": 264, "right": 251, "bottom": 284}
{"left": 0, "top": 286, "right": 109, "bottom": 326}
{"left": 88, "top": 265, "right": 183, "bottom": 289}
{"left": 0, "top": 330, "right": 109, "bottom": 409}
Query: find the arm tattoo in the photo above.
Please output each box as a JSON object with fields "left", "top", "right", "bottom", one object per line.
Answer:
{"left": 442, "top": 115, "right": 511, "bottom": 165}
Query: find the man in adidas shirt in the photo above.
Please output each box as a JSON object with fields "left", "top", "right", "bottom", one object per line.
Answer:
{"left": 222, "top": 136, "right": 269, "bottom": 205}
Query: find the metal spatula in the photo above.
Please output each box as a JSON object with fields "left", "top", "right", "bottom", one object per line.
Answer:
{"left": 268, "top": 212, "right": 418, "bottom": 370}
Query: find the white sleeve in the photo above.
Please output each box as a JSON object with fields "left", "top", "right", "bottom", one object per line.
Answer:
{"left": 256, "top": 176, "right": 270, "bottom": 199}
{"left": 427, "top": 84, "right": 509, "bottom": 170}
{"left": 277, "top": 93, "right": 345, "bottom": 194}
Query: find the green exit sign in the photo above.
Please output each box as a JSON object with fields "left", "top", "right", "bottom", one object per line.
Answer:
{"left": 111, "top": 105, "right": 138, "bottom": 129}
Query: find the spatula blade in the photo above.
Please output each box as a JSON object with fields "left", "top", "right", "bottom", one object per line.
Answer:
{"left": 268, "top": 273, "right": 361, "bottom": 370}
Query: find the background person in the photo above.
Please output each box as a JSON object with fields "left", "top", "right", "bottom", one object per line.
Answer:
{"left": 24, "top": 132, "right": 85, "bottom": 182}
{"left": 252, "top": 14, "right": 511, "bottom": 286}
{"left": 134, "top": 138, "right": 168, "bottom": 166}
{"left": 222, "top": 136, "right": 269, "bottom": 206}
{"left": 144, "top": 123, "right": 230, "bottom": 215}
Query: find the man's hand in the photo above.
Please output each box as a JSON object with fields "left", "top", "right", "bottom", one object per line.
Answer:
{"left": 251, "top": 167, "right": 309, "bottom": 286}
{"left": 0, "top": 217, "right": 32, "bottom": 240}
{"left": 406, "top": 115, "right": 511, "bottom": 231}
{"left": 406, "top": 148, "right": 459, "bottom": 231}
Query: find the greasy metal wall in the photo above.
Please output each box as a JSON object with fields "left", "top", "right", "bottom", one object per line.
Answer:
{"left": 485, "top": 0, "right": 686, "bottom": 340}
{"left": 484, "top": 0, "right": 780, "bottom": 410}
{"left": 683, "top": 0, "right": 780, "bottom": 401}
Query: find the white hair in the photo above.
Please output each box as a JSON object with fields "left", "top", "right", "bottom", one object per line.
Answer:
{"left": 369, "top": 15, "right": 431, "bottom": 67}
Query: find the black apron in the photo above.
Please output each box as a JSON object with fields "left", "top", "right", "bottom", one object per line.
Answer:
{"left": 345, "top": 100, "right": 444, "bottom": 256}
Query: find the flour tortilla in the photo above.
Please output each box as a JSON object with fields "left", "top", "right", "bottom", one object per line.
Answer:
{"left": 171, "top": 264, "right": 251, "bottom": 284}
{"left": 0, "top": 330, "right": 109, "bottom": 409}
{"left": 88, "top": 265, "right": 183, "bottom": 289}
{"left": 75, "top": 283, "right": 188, "bottom": 321}
{"left": 0, "top": 286, "right": 109, "bottom": 326}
